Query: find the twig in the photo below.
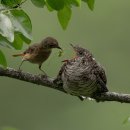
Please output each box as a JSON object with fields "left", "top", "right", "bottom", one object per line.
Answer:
{"left": 0, "top": 67, "right": 130, "bottom": 103}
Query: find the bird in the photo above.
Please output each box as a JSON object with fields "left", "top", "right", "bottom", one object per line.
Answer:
{"left": 12, "top": 37, "right": 62, "bottom": 75}
{"left": 57, "top": 44, "right": 108, "bottom": 100}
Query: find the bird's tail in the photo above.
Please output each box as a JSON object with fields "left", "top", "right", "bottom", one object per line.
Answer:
{"left": 12, "top": 53, "right": 24, "bottom": 57}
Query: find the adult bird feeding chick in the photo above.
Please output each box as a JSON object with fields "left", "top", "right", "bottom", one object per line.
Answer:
{"left": 13, "top": 37, "right": 62, "bottom": 75}
{"left": 58, "top": 44, "right": 108, "bottom": 100}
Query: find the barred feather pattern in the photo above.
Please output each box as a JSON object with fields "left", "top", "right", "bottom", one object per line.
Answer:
{"left": 61, "top": 51, "right": 108, "bottom": 97}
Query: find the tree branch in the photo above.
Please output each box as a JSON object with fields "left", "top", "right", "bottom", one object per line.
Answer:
{"left": 0, "top": 67, "right": 130, "bottom": 103}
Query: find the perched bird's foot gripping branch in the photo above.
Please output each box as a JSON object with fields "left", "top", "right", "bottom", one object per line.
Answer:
{"left": 0, "top": 67, "right": 130, "bottom": 103}
{"left": 1, "top": 43, "right": 130, "bottom": 103}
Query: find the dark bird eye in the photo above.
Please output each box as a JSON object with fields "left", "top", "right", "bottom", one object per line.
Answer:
{"left": 49, "top": 44, "right": 54, "bottom": 47}
{"left": 79, "top": 51, "right": 83, "bottom": 55}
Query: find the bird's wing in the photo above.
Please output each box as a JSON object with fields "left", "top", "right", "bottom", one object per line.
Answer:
{"left": 94, "top": 63, "right": 108, "bottom": 92}
{"left": 23, "top": 43, "right": 40, "bottom": 54}
{"left": 98, "top": 65, "right": 107, "bottom": 84}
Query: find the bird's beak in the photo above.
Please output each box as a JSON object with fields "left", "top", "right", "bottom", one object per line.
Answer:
{"left": 57, "top": 46, "right": 62, "bottom": 50}
{"left": 70, "top": 43, "right": 76, "bottom": 51}
{"left": 70, "top": 43, "right": 74, "bottom": 48}
{"left": 70, "top": 43, "right": 77, "bottom": 55}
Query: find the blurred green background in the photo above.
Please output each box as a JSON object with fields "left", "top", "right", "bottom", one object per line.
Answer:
{"left": 0, "top": 0, "right": 130, "bottom": 130}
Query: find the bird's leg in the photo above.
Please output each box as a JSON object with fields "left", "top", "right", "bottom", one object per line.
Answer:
{"left": 39, "top": 64, "right": 47, "bottom": 76}
{"left": 18, "top": 60, "right": 26, "bottom": 71}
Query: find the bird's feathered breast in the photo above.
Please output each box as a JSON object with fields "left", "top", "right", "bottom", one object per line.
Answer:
{"left": 60, "top": 53, "right": 108, "bottom": 97}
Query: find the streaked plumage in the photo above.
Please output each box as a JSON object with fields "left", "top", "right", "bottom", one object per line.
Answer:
{"left": 59, "top": 45, "right": 108, "bottom": 98}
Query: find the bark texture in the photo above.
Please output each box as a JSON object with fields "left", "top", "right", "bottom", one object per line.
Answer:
{"left": 0, "top": 67, "right": 130, "bottom": 103}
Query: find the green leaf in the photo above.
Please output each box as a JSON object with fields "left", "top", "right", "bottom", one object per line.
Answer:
{"left": 0, "top": 12, "right": 14, "bottom": 42}
{"left": 46, "top": 0, "right": 65, "bottom": 10}
{"left": 57, "top": 6, "right": 72, "bottom": 30}
{"left": 1, "top": 126, "right": 19, "bottom": 130}
{"left": 1, "top": 0, "right": 22, "bottom": 7}
{"left": 45, "top": 1, "right": 54, "bottom": 12}
{"left": 31, "top": 0, "right": 45, "bottom": 8}
{"left": 0, "top": 34, "right": 13, "bottom": 49}
{"left": 9, "top": 9, "right": 32, "bottom": 43}
{"left": 0, "top": 33, "right": 23, "bottom": 50}
{"left": 66, "top": 0, "right": 81, "bottom": 7}
{"left": 123, "top": 116, "right": 130, "bottom": 124}
{"left": 13, "top": 32, "right": 23, "bottom": 50}
{"left": 19, "top": 33, "right": 31, "bottom": 44}
{"left": 0, "top": 4, "right": 6, "bottom": 11}
{"left": 0, "top": 49, "right": 7, "bottom": 67}
{"left": 82, "top": 0, "right": 95, "bottom": 10}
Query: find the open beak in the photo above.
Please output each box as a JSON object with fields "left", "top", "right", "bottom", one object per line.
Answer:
{"left": 70, "top": 43, "right": 77, "bottom": 56}
{"left": 70, "top": 43, "right": 74, "bottom": 48}
{"left": 57, "top": 46, "right": 62, "bottom": 50}
{"left": 70, "top": 43, "right": 76, "bottom": 51}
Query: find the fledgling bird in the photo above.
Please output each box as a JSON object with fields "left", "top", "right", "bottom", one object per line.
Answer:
{"left": 58, "top": 44, "right": 108, "bottom": 100}
{"left": 13, "top": 37, "right": 62, "bottom": 75}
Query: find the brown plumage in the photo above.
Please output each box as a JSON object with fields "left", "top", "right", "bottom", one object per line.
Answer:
{"left": 58, "top": 44, "right": 108, "bottom": 100}
{"left": 13, "top": 37, "right": 62, "bottom": 74}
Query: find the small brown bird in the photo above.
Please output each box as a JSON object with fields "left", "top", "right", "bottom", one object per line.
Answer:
{"left": 58, "top": 44, "right": 108, "bottom": 100}
{"left": 13, "top": 37, "right": 62, "bottom": 74}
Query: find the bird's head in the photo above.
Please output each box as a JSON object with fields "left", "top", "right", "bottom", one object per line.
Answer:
{"left": 70, "top": 44, "right": 88, "bottom": 57}
{"left": 41, "top": 37, "right": 62, "bottom": 50}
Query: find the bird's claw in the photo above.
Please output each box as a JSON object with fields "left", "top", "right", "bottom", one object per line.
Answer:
{"left": 38, "top": 74, "right": 48, "bottom": 79}
{"left": 17, "top": 68, "right": 22, "bottom": 73}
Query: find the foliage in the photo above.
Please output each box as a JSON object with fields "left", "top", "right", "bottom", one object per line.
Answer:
{"left": 0, "top": 49, "right": 7, "bottom": 67}
{"left": 0, "top": 0, "right": 95, "bottom": 67}
{"left": 1, "top": 126, "right": 19, "bottom": 130}
{"left": 123, "top": 116, "right": 130, "bottom": 124}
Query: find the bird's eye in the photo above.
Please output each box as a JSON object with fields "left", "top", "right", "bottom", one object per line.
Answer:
{"left": 79, "top": 51, "right": 83, "bottom": 55}
{"left": 49, "top": 44, "right": 54, "bottom": 47}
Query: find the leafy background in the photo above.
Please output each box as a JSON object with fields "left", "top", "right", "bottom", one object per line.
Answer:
{"left": 0, "top": 0, "right": 94, "bottom": 66}
{"left": 0, "top": 0, "right": 130, "bottom": 130}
